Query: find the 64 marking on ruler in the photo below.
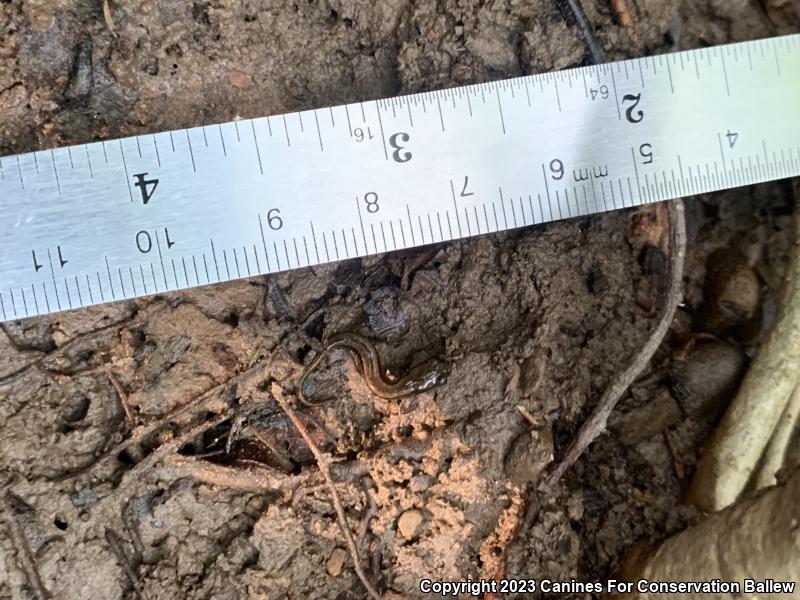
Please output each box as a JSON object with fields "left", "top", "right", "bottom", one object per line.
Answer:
{"left": 1, "top": 35, "right": 799, "bottom": 321}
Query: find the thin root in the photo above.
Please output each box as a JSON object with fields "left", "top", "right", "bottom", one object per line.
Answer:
{"left": 107, "top": 370, "right": 137, "bottom": 435}
{"left": 1, "top": 495, "right": 50, "bottom": 600}
{"left": 547, "top": 199, "right": 686, "bottom": 485}
{"left": 167, "top": 454, "right": 307, "bottom": 493}
{"left": 104, "top": 528, "right": 143, "bottom": 600}
{"left": 271, "top": 383, "right": 382, "bottom": 600}
{"left": 102, "top": 0, "right": 116, "bottom": 33}
{"left": 563, "top": 0, "right": 605, "bottom": 64}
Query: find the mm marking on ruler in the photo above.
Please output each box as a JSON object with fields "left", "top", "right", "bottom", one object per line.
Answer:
{"left": 1, "top": 35, "right": 800, "bottom": 321}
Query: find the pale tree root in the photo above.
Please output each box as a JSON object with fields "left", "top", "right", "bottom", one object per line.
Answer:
{"left": 610, "top": 466, "right": 800, "bottom": 600}
{"left": 754, "top": 380, "right": 800, "bottom": 490}
{"left": 547, "top": 199, "right": 687, "bottom": 485}
{"left": 687, "top": 201, "right": 800, "bottom": 512}
{"left": 270, "top": 383, "right": 382, "bottom": 600}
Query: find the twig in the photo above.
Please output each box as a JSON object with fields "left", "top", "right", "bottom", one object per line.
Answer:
{"left": 107, "top": 370, "right": 137, "bottom": 434}
{"left": 563, "top": 0, "right": 605, "bottom": 64}
{"left": 271, "top": 383, "right": 382, "bottom": 600}
{"left": 166, "top": 454, "right": 307, "bottom": 493}
{"left": 104, "top": 528, "right": 142, "bottom": 600}
{"left": 547, "top": 199, "right": 686, "bottom": 485}
{"left": 102, "top": 0, "right": 116, "bottom": 33}
{"left": 357, "top": 480, "right": 379, "bottom": 547}
{"left": 610, "top": 0, "right": 640, "bottom": 46}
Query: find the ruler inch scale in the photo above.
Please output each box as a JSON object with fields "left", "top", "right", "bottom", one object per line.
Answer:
{"left": 1, "top": 35, "right": 799, "bottom": 322}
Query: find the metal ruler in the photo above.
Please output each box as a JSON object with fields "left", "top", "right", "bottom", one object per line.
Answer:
{"left": 1, "top": 35, "right": 799, "bottom": 322}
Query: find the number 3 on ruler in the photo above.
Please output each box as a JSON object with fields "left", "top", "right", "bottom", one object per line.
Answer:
{"left": 389, "top": 132, "right": 412, "bottom": 163}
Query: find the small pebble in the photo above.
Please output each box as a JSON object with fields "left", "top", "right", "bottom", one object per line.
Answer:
{"left": 409, "top": 474, "right": 433, "bottom": 493}
{"left": 669, "top": 340, "right": 747, "bottom": 422}
{"left": 70, "top": 488, "right": 99, "bottom": 508}
{"left": 326, "top": 547, "right": 347, "bottom": 577}
{"left": 397, "top": 509, "right": 424, "bottom": 540}
{"left": 701, "top": 248, "right": 760, "bottom": 337}
{"left": 503, "top": 428, "right": 554, "bottom": 487}
{"left": 226, "top": 70, "right": 254, "bottom": 89}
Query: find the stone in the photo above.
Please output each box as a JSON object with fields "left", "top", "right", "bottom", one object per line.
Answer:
{"left": 397, "top": 509, "right": 424, "bottom": 540}
{"left": 325, "top": 547, "right": 347, "bottom": 577}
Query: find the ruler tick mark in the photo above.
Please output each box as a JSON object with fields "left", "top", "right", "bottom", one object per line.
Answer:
{"left": 185, "top": 131, "right": 197, "bottom": 173}
{"left": 356, "top": 197, "right": 369, "bottom": 253}
{"left": 552, "top": 75, "right": 562, "bottom": 112}
{"left": 120, "top": 141, "right": 134, "bottom": 201}
{"left": 222, "top": 249, "right": 232, "bottom": 279}
{"left": 64, "top": 277, "right": 73, "bottom": 308}
{"left": 153, "top": 134, "right": 162, "bottom": 166}
{"left": 720, "top": 50, "right": 731, "bottom": 96}
{"left": 371, "top": 223, "right": 379, "bottom": 252}
{"left": 342, "top": 229, "right": 350, "bottom": 257}
{"left": 311, "top": 221, "right": 322, "bottom": 262}
{"left": 609, "top": 67, "right": 622, "bottom": 120}
{"left": 210, "top": 239, "right": 221, "bottom": 282}
{"left": 665, "top": 54, "right": 675, "bottom": 93}
{"left": 331, "top": 231, "right": 340, "bottom": 259}
{"left": 406, "top": 205, "right": 416, "bottom": 246}
{"left": 283, "top": 115, "right": 291, "bottom": 147}
{"left": 217, "top": 126, "right": 226, "bottom": 157}
{"left": 16, "top": 156, "right": 24, "bottom": 189}
{"left": 498, "top": 188, "right": 509, "bottom": 227}
{"left": 436, "top": 94, "right": 445, "bottom": 132}
{"left": 495, "top": 85, "right": 506, "bottom": 133}
{"left": 314, "top": 110, "right": 324, "bottom": 151}
{"left": 75, "top": 275, "right": 84, "bottom": 305}
{"left": 231, "top": 248, "right": 242, "bottom": 283}
{"left": 321, "top": 228, "right": 331, "bottom": 261}
{"left": 449, "top": 180, "right": 463, "bottom": 236}
{"left": 257, "top": 213, "right": 271, "bottom": 271}
{"left": 50, "top": 150, "right": 61, "bottom": 193}
{"left": 154, "top": 233, "right": 168, "bottom": 289}
{"left": 46, "top": 249, "right": 62, "bottom": 309}
{"left": 105, "top": 256, "right": 116, "bottom": 299}
{"left": 251, "top": 121, "right": 264, "bottom": 174}
{"left": 375, "top": 103, "right": 389, "bottom": 161}
{"left": 118, "top": 267, "right": 127, "bottom": 297}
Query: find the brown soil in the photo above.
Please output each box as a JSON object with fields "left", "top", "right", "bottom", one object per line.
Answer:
{"left": 1, "top": 1, "right": 798, "bottom": 599}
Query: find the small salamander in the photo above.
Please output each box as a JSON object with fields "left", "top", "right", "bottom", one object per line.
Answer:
{"left": 298, "top": 332, "right": 449, "bottom": 404}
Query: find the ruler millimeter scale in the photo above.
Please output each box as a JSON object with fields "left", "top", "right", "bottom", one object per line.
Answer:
{"left": 1, "top": 36, "right": 799, "bottom": 322}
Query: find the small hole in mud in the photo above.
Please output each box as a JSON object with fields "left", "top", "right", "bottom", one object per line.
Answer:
{"left": 304, "top": 314, "right": 325, "bottom": 341}
{"left": 297, "top": 344, "right": 312, "bottom": 362}
{"left": 223, "top": 311, "right": 239, "bottom": 327}
{"left": 117, "top": 448, "right": 138, "bottom": 465}
{"left": 342, "top": 17, "right": 353, "bottom": 28}
{"left": 256, "top": 378, "right": 274, "bottom": 392}
{"left": 53, "top": 516, "right": 68, "bottom": 531}
{"left": 62, "top": 394, "right": 91, "bottom": 423}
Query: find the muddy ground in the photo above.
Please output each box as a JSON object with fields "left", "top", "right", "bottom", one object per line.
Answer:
{"left": 1, "top": 1, "right": 799, "bottom": 599}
